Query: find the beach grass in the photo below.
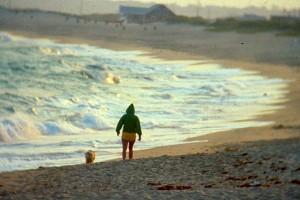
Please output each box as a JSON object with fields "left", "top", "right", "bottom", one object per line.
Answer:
{"left": 208, "top": 18, "right": 300, "bottom": 36}
{"left": 166, "top": 15, "right": 209, "bottom": 26}
{"left": 165, "top": 15, "right": 300, "bottom": 36}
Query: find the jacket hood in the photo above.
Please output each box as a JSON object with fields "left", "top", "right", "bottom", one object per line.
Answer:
{"left": 126, "top": 104, "right": 135, "bottom": 115}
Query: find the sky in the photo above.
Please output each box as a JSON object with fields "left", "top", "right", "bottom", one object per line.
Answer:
{"left": 1, "top": 0, "right": 299, "bottom": 10}
{"left": 113, "top": 0, "right": 300, "bottom": 9}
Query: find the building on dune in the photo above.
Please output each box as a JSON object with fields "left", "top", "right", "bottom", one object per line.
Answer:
{"left": 119, "top": 4, "right": 176, "bottom": 24}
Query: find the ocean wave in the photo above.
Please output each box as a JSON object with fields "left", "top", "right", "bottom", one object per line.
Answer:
{"left": 105, "top": 73, "right": 120, "bottom": 84}
{"left": 172, "top": 74, "right": 188, "bottom": 79}
{"left": 78, "top": 70, "right": 96, "bottom": 79}
{"left": 73, "top": 69, "right": 120, "bottom": 84}
{"left": 0, "top": 115, "right": 41, "bottom": 142}
{"left": 0, "top": 152, "right": 74, "bottom": 161}
{"left": 72, "top": 113, "right": 111, "bottom": 130}
{"left": 0, "top": 115, "right": 83, "bottom": 142}
{"left": 142, "top": 121, "right": 181, "bottom": 129}
{"left": 0, "top": 92, "right": 35, "bottom": 105}
{"left": 150, "top": 93, "right": 172, "bottom": 99}
{"left": 199, "top": 84, "right": 236, "bottom": 97}
{"left": 0, "top": 33, "right": 12, "bottom": 43}
{"left": 39, "top": 46, "right": 61, "bottom": 55}
{"left": 132, "top": 74, "right": 153, "bottom": 81}
{"left": 86, "top": 64, "right": 108, "bottom": 71}
{"left": 37, "top": 121, "right": 65, "bottom": 135}
{"left": 0, "top": 32, "right": 24, "bottom": 43}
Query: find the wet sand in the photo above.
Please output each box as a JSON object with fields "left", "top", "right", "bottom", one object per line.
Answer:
{"left": 0, "top": 11, "right": 300, "bottom": 199}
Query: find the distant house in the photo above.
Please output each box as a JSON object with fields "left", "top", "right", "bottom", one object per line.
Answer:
{"left": 119, "top": 4, "right": 176, "bottom": 24}
{"left": 238, "top": 14, "right": 266, "bottom": 21}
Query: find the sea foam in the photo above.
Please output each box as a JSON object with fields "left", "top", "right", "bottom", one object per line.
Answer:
{"left": 0, "top": 115, "right": 41, "bottom": 142}
{"left": 0, "top": 32, "right": 289, "bottom": 172}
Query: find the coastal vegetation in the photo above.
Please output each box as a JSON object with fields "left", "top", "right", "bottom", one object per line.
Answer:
{"left": 208, "top": 18, "right": 300, "bottom": 36}
{"left": 166, "top": 15, "right": 300, "bottom": 36}
{"left": 166, "top": 15, "right": 209, "bottom": 26}
{"left": 77, "top": 13, "right": 119, "bottom": 23}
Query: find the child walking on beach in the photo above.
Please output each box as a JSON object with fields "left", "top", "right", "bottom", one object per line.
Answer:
{"left": 116, "top": 104, "right": 142, "bottom": 160}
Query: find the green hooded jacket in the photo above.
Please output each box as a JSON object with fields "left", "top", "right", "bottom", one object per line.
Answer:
{"left": 116, "top": 104, "right": 142, "bottom": 136}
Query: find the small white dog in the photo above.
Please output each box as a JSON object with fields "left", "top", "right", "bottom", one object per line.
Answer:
{"left": 85, "top": 150, "right": 96, "bottom": 164}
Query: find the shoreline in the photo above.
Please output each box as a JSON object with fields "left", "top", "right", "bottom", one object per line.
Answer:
{"left": 0, "top": 16, "right": 300, "bottom": 198}
{"left": 0, "top": 28, "right": 299, "bottom": 158}
{"left": 3, "top": 28, "right": 300, "bottom": 160}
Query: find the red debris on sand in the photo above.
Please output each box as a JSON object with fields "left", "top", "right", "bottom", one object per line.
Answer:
{"left": 261, "top": 156, "right": 271, "bottom": 160}
{"left": 280, "top": 167, "right": 287, "bottom": 171}
{"left": 234, "top": 159, "right": 253, "bottom": 167}
{"left": 147, "top": 182, "right": 161, "bottom": 186}
{"left": 293, "top": 167, "right": 300, "bottom": 172}
{"left": 225, "top": 176, "right": 258, "bottom": 181}
{"left": 257, "top": 160, "right": 264, "bottom": 165}
{"left": 157, "top": 185, "right": 192, "bottom": 190}
{"left": 237, "top": 183, "right": 270, "bottom": 188}
{"left": 226, "top": 177, "right": 247, "bottom": 181}
{"left": 290, "top": 180, "right": 300, "bottom": 184}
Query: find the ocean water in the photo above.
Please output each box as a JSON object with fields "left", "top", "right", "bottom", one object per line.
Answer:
{"left": 0, "top": 32, "right": 288, "bottom": 172}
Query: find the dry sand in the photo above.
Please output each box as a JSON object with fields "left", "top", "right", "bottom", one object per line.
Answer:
{"left": 0, "top": 138, "right": 299, "bottom": 199}
{"left": 0, "top": 11, "right": 299, "bottom": 199}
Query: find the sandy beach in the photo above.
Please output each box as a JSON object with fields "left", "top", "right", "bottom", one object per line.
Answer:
{"left": 0, "top": 10, "right": 300, "bottom": 199}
